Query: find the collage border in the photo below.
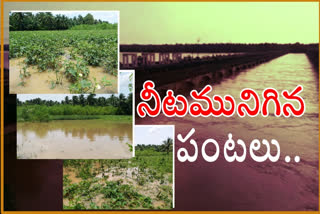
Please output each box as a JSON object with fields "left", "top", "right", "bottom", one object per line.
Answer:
{"left": 1, "top": 0, "right": 320, "bottom": 213}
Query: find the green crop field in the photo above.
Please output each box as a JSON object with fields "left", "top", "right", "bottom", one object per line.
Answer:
{"left": 10, "top": 29, "right": 118, "bottom": 93}
{"left": 63, "top": 145, "right": 173, "bottom": 210}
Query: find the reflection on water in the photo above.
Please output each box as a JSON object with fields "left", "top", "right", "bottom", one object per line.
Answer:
{"left": 171, "top": 54, "right": 318, "bottom": 162}
{"left": 143, "top": 54, "right": 318, "bottom": 210}
{"left": 17, "top": 120, "right": 132, "bottom": 159}
{"left": 202, "top": 54, "right": 319, "bottom": 161}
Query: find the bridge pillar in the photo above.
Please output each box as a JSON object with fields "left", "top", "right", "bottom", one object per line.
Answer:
{"left": 122, "top": 53, "right": 138, "bottom": 68}
{"left": 142, "top": 53, "right": 155, "bottom": 65}
{"left": 122, "top": 54, "right": 129, "bottom": 68}
{"left": 173, "top": 53, "right": 182, "bottom": 62}
{"left": 159, "top": 53, "right": 170, "bottom": 64}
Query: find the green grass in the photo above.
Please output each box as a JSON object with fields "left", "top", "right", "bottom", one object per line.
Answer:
{"left": 17, "top": 105, "right": 132, "bottom": 122}
{"left": 50, "top": 115, "right": 132, "bottom": 122}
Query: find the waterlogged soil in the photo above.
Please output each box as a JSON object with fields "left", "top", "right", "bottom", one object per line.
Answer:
{"left": 9, "top": 57, "right": 118, "bottom": 94}
{"left": 63, "top": 165, "right": 173, "bottom": 209}
{"left": 17, "top": 120, "right": 132, "bottom": 159}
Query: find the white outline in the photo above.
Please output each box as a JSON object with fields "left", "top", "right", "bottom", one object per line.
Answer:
{"left": 119, "top": 69, "right": 135, "bottom": 158}
{"left": 133, "top": 124, "right": 175, "bottom": 209}
{"left": 10, "top": 10, "right": 121, "bottom": 94}
{"left": 261, "top": 87, "right": 282, "bottom": 117}
{"left": 281, "top": 85, "right": 305, "bottom": 118}
{"left": 237, "top": 88, "right": 261, "bottom": 118}
{"left": 137, "top": 80, "right": 162, "bottom": 118}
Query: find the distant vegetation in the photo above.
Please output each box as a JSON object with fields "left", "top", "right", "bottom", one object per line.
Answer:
{"left": 120, "top": 43, "right": 318, "bottom": 53}
{"left": 70, "top": 23, "right": 117, "bottom": 31}
{"left": 63, "top": 139, "right": 173, "bottom": 210}
{"left": 17, "top": 94, "right": 132, "bottom": 122}
{"left": 10, "top": 12, "right": 117, "bottom": 31}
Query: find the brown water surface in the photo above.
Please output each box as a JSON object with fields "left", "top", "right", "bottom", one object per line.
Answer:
{"left": 10, "top": 57, "right": 118, "bottom": 94}
{"left": 139, "top": 53, "right": 319, "bottom": 210}
{"left": 17, "top": 120, "right": 132, "bottom": 159}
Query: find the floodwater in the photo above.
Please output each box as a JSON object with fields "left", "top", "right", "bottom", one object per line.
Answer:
{"left": 9, "top": 57, "right": 118, "bottom": 94}
{"left": 17, "top": 120, "right": 132, "bottom": 159}
{"left": 140, "top": 54, "right": 319, "bottom": 210}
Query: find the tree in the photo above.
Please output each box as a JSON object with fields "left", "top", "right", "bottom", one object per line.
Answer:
{"left": 72, "top": 96, "right": 79, "bottom": 105}
{"left": 161, "top": 137, "right": 173, "bottom": 154}
{"left": 79, "top": 94, "right": 86, "bottom": 106}
{"left": 17, "top": 98, "right": 22, "bottom": 106}
{"left": 97, "top": 97, "right": 106, "bottom": 106}
{"left": 9, "top": 12, "right": 25, "bottom": 31}
{"left": 83, "top": 13, "right": 95, "bottom": 25}
{"left": 9, "top": 12, "right": 106, "bottom": 31}
{"left": 108, "top": 94, "right": 117, "bottom": 107}
{"left": 126, "top": 93, "right": 133, "bottom": 115}
{"left": 116, "top": 93, "right": 127, "bottom": 115}
{"left": 35, "top": 12, "right": 55, "bottom": 30}
{"left": 77, "top": 15, "right": 84, "bottom": 25}
{"left": 87, "top": 94, "right": 96, "bottom": 106}
{"left": 65, "top": 96, "right": 70, "bottom": 105}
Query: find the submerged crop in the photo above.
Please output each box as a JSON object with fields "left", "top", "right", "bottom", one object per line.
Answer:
{"left": 10, "top": 30, "right": 118, "bottom": 93}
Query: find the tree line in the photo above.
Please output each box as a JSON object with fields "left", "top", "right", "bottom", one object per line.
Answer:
{"left": 10, "top": 12, "right": 116, "bottom": 31}
{"left": 120, "top": 43, "right": 318, "bottom": 53}
{"left": 136, "top": 137, "right": 173, "bottom": 154}
{"left": 17, "top": 93, "right": 132, "bottom": 115}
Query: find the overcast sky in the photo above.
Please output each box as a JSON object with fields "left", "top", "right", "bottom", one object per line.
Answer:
{"left": 135, "top": 126, "right": 174, "bottom": 146}
{"left": 17, "top": 71, "right": 131, "bottom": 101}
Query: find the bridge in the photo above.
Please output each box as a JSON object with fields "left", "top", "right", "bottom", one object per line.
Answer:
{"left": 119, "top": 44, "right": 318, "bottom": 98}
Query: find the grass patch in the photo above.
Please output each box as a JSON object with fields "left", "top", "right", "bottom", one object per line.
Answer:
{"left": 17, "top": 105, "right": 132, "bottom": 122}
{"left": 51, "top": 115, "right": 132, "bottom": 122}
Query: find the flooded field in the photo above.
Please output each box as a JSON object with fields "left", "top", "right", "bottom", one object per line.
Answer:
{"left": 17, "top": 120, "right": 132, "bottom": 159}
{"left": 63, "top": 150, "right": 173, "bottom": 210}
{"left": 140, "top": 53, "right": 319, "bottom": 210}
{"left": 10, "top": 57, "right": 118, "bottom": 94}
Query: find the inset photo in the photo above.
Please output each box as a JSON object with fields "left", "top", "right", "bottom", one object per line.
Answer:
{"left": 63, "top": 125, "right": 174, "bottom": 210}
{"left": 9, "top": 11, "right": 119, "bottom": 94}
{"left": 17, "top": 71, "right": 133, "bottom": 159}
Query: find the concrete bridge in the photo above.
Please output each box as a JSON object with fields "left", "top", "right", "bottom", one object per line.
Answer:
{"left": 129, "top": 51, "right": 289, "bottom": 99}
{"left": 120, "top": 52, "right": 244, "bottom": 69}
{"left": 130, "top": 51, "right": 287, "bottom": 94}
{"left": 121, "top": 52, "right": 184, "bottom": 68}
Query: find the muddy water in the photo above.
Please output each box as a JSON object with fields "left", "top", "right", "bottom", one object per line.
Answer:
{"left": 17, "top": 120, "right": 132, "bottom": 159}
{"left": 140, "top": 54, "right": 319, "bottom": 210}
{"left": 9, "top": 58, "right": 118, "bottom": 94}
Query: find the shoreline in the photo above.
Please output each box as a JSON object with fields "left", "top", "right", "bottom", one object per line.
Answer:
{"left": 17, "top": 115, "right": 132, "bottom": 123}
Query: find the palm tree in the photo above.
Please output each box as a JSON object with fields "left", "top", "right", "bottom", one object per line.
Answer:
{"left": 72, "top": 96, "right": 79, "bottom": 105}
{"left": 162, "top": 137, "right": 173, "bottom": 154}
{"left": 87, "top": 94, "right": 96, "bottom": 106}
{"left": 79, "top": 94, "right": 86, "bottom": 106}
{"left": 64, "top": 96, "right": 70, "bottom": 105}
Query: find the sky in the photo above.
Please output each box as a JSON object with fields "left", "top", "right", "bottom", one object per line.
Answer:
{"left": 134, "top": 126, "right": 174, "bottom": 146}
{"left": 3, "top": 2, "right": 319, "bottom": 44}
{"left": 17, "top": 71, "right": 132, "bottom": 101}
